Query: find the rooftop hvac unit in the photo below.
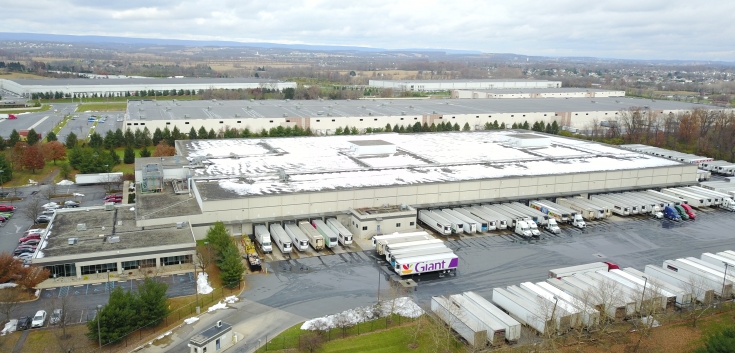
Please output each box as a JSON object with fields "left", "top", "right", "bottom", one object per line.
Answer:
{"left": 369, "top": 112, "right": 373, "bottom": 116}
{"left": 246, "top": 106, "right": 251, "bottom": 110}
{"left": 108, "top": 236, "right": 120, "bottom": 243}
{"left": 317, "top": 111, "right": 323, "bottom": 115}
{"left": 176, "top": 221, "right": 187, "bottom": 229}
{"left": 286, "top": 99, "right": 290, "bottom": 102}
{"left": 77, "top": 223, "right": 87, "bottom": 231}
{"left": 207, "top": 106, "right": 211, "bottom": 110}
{"left": 184, "top": 114, "right": 189, "bottom": 118}
{"left": 235, "top": 113, "right": 240, "bottom": 117}
{"left": 250, "top": 99, "right": 254, "bottom": 102}
{"left": 327, "top": 113, "right": 332, "bottom": 116}
{"left": 68, "top": 238, "right": 78, "bottom": 245}
{"left": 283, "top": 113, "right": 288, "bottom": 117}
{"left": 401, "top": 111, "right": 406, "bottom": 115}
{"left": 140, "top": 116, "right": 146, "bottom": 119}
{"left": 105, "top": 203, "right": 115, "bottom": 211}
{"left": 216, "top": 320, "right": 222, "bottom": 328}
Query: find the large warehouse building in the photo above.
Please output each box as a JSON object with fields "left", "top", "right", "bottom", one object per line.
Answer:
{"left": 130, "top": 131, "right": 696, "bottom": 239}
{"left": 124, "top": 96, "right": 724, "bottom": 133}
{"left": 0, "top": 77, "right": 296, "bottom": 98}
{"left": 451, "top": 87, "right": 625, "bottom": 99}
{"left": 368, "top": 79, "right": 562, "bottom": 91}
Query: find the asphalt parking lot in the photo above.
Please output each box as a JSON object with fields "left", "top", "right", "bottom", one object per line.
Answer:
{"left": 0, "top": 103, "right": 124, "bottom": 141}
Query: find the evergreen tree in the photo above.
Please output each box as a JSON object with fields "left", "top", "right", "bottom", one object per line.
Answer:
{"left": 484, "top": 122, "right": 492, "bottom": 130}
{"left": 500, "top": 122, "right": 506, "bottom": 129}
{"left": 152, "top": 128, "right": 163, "bottom": 146}
{"left": 104, "top": 130, "right": 116, "bottom": 150}
{"left": 696, "top": 325, "right": 735, "bottom": 353}
{"left": 430, "top": 123, "right": 436, "bottom": 132}
{"left": 392, "top": 124, "right": 400, "bottom": 133}
{"left": 170, "top": 126, "right": 181, "bottom": 144}
{"left": 453, "top": 123, "right": 460, "bottom": 131}
{"left": 65, "top": 132, "right": 78, "bottom": 148}
{"left": 462, "top": 122, "right": 471, "bottom": 131}
{"left": 413, "top": 122, "right": 422, "bottom": 133}
{"left": 0, "top": 155, "right": 12, "bottom": 183}
{"left": 219, "top": 246, "right": 245, "bottom": 288}
{"left": 135, "top": 278, "right": 169, "bottom": 327}
{"left": 208, "top": 128, "right": 216, "bottom": 139}
{"left": 343, "top": 125, "right": 350, "bottom": 135}
{"left": 161, "top": 127, "right": 172, "bottom": 145}
{"left": 142, "top": 127, "right": 152, "bottom": 147}
{"left": 124, "top": 128, "right": 135, "bottom": 147}
{"left": 551, "top": 121, "right": 560, "bottom": 134}
{"left": 240, "top": 128, "right": 252, "bottom": 138}
{"left": 493, "top": 120, "right": 500, "bottom": 129}
{"left": 398, "top": 125, "right": 406, "bottom": 133}
{"left": 86, "top": 287, "right": 137, "bottom": 344}
{"left": 522, "top": 121, "right": 530, "bottom": 130}
{"left": 189, "top": 127, "right": 197, "bottom": 140}
{"left": 114, "top": 128, "right": 124, "bottom": 147}
{"left": 422, "top": 122, "right": 430, "bottom": 132}
{"left": 123, "top": 145, "right": 135, "bottom": 164}
{"left": 511, "top": 122, "right": 518, "bottom": 129}
{"left": 108, "top": 148, "right": 121, "bottom": 166}
{"left": 197, "top": 126, "right": 208, "bottom": 139}
{"left": 89, "top": 132, "right": 103, "bottom": 148}
{"left": 26, "top": 128, "right": 39, "bottom": 145}
{"left": 335, "top": 126, "right": 344, "bottom": 135}
{"left": 304, "top": 127, "right": 312, "bottom": 136}
{"left": 385, "top": 123, "right": 392, "bottom": 131}
{"left": 292, "top": 126, "right": 303, "bottom": 136}
{"left": 545, "top": 122, "right": 552, "bottom": 133}
{"left": 46, "top": 131, "right": 58, "bottom": 142}
{"left": 139, "top": 148, "right": 151, "bottom": 158}
{"left": 350, "top": 127, "right": 359, "bottom": 135}
{"left": 0, "top": 136, "right": 5, "bottom": 151}
{"left": 259, "top": 129, "right": 268, "bottom": 137}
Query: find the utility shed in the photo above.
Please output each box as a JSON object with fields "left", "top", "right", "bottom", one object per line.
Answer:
{"left": 504, "top": 134, "right": 551, "bottom": 148}
{"left": 348, "top": 140, "right": 396, "bottom": 155}
{"left": 189, "top": 320, "right": 234, "bottom": 353}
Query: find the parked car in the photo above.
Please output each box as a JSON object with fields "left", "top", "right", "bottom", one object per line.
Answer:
{"left": 0, "top": 216, "right": 7, "bottom": 222}
{"left": 42, "top": 209, "right": 56, "bottom": 215}
{"left": 36, "top": 215, "right": 52, "bottom": 223}
{"left": 25, "top": 229, "right": 45, "bottom": 235}
{"left": 16, "top": 244, "right": 37, "bottom": 251}
{"left": 15, "top": 253, "right": 33, "bottom": 260}
{"left": 31, "top": 310, "right": 46, "bottom": 328}
{"left": 104, "top": 194, "right": 122, "bottom": 201}
{"left": 50, "top": 309, "right": 62, "bottom": 325}
{"left": 0, "top": 205, "right": 16, "bottom": 212}
{"left": 21, "top": 239, "right": 40, "bottom": 246}
{"left": 43, "top": 203, "right": 61, "bottom": 210}
{"left": 19, "top": 235, "right": 41, "bottom": 243}
{"left": 0, "top": 212, "right": 13, "bottom": 218}
{"left": 13, "top": 248, "right": 34, "bottom": 256}
{"left": 16, "top": 316, "right": 31, "bottom": 330}
{"left": 64, "top": 200, "right": 80, "bottom": 207}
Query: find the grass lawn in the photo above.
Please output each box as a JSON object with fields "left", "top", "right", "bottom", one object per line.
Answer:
{"left": 45, "top": 95, "right": 202, "bottom": 104}
{"left": 0, "top": 104, "right": 51, "bottom": 114}
{"left": 19, "top": 324, "right": 97, "bottom": 353}
{"left": 75, "top": 102, "right": 127, "bottom": 112}
{"left": 49, "top": 114, "right": 73, "bottom": 136}
{"left": 2, "top": 164, "right": 60, "bottom": 187}
{"left": 0, "top": 331, "right": 23, "bottom": 351}
{"left": 0, "top": 72, "right": 46, "bottom": 79}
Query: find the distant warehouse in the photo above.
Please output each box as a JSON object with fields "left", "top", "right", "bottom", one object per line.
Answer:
{"left": 368, "top": 79, "right": 561, "bottom": 91}
{"left": 0, "top": 77, "right": 296, "bottom": 98}
{"left": 451, "top": 87, "right": 625, "bottom": 99}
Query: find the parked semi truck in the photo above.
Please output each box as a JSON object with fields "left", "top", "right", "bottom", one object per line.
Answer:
{"left": 326, "top": 218, "right": 353, "bottom": 246}
{"left": 269, "top": 224, "right": 293, "bottom": 254}
{"left": 453, "top": 208, "right": 494, "bottom": 231}
{"left": 529, "top": 200, "right": 570, "bottom": 223}
{"left": 297, "top": 221, "right": 325, "bottom": 251}
{"left": 390, "top": 247, "right": 454, "bottom": 267}
{"left": 418, "top": 210, "right": 453, "bottom": 235}
{"left": 383, "top": 239, "right": 445, "bottom": 260}
{"left": 393, "top": 252, "right": 458, "bottom": 276}
{"left": 374, "top": 232, "right": 432, "bottom": 255}
{"left": 661, "top": 188, "right": 707, "bottom": 208}
{"left": 685, "top": 186, "right": 735, "bottom": 211}
{"left": 311, "top": 219, "right": 339, "bottom": 248}
{"left": 505, "top": 202, "right": 549, "bottom": 226}
{"left": 474, "top": 206, "right": 512, "bottom": 229}
{"left": 253, "top": 225, "right": 273, "bottom": 253}
{"left": 431, "top": 210, "right": 467, "bottom": 234}
{"left": 443, "top": 209, "right": 480, "bottom": 233}
{"left": 487, "top": 204, "right": 540, "bottom": 236}
{"left": 284, "top": 223, "right": 311, "bottom": 252}
{"left": 531, "top": 200, "right": 585, "bottom": 228}
{"left": 556, "top": 198, "right": 598, "bottom": 220}
{"left": 548, "top": 261, "right": 619, "bottom": 279}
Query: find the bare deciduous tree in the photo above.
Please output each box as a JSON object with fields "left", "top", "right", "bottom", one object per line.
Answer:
{"left": 22, "top": 196, "right": 43, "bottom": 223}
{"left": 0, "top": 287, "right": 22, "bottom": 323}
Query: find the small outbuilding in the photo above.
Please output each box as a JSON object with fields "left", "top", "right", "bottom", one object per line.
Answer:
{"left": 189, "top": 320, "right": 235, "bottom": 353}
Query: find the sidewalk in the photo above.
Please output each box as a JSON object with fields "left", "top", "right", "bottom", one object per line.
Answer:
{"left": 37, "top": 264, "right": 196, "bottom": 289}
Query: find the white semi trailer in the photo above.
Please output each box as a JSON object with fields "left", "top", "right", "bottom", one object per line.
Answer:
{"left": 493, "top": 287, "right": 555, "bottom": 334}
{"left": 283, "top": 223, "right": 310, "bottom": 251}
{"left": 622, "top": 267, "right": 692, "bottom": 307}
{"left": 253, "top": 225, "right": 273, "bottom": 253}
{"left": 462, "top": 291, "right": 521, "bottom": 342}
{"left": 326, "top": 218, "right": 354, "bottom": 246}
{"left": 555, "top": 198, "right": 598, "bottom": 220}
{"left": 443, "top": 209, "right": 480, "bottom": 233}
{"left": 663, "top": 259, "right": 733, "bottom": 298}
{"left": 432, "top": 210, "right": 469, "bottom": 234}
{"left": 449, "top": 294, "right": 506, "bottom": 345}
{"left": 661, "top": 189, "right": 708, "bottom": 208}
{"left": 418, "top": 210, "right": 452, "bottom": 235}
{"left": 311, "top": 219, "right": 339, "bottom": 248}
{"left": 584, "top": 197, "right": 628, "bottom": 216}
{"left": 453, "top": 208, "right": 494, "bottom": 231}
{"left": 645, "top": 190, "right": 688, "bottom": 206}
{"left": 644, "top": 265, "right": 714, "bottom": 304}
{"left": 505, "top": 202, "right": 550, "bottom": 226}
{"left": 431, "top": 296, "right": 487, "bottom": 348}
{"left": 269, "top": 224, "right": 293, "bottom": 254}
{"left": 468, "top": 207, "right": 508, "bottom": 230}
{"left": 298, "top": 221, "right": 324, "bottom": 251}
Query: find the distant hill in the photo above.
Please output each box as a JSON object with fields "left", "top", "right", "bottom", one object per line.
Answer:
{"left": 0, "top": 32, "right": 482, "bottom": 55}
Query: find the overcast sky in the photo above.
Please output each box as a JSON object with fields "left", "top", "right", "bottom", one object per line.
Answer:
{"left": 3, "top": 0, "right": 735, "bottom": 61}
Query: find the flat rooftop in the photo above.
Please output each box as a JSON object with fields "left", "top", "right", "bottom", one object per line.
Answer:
{"left": 136, "top": 183, "right": 202, "bottom": 220}
{"left": 126, "top": 97, "right": 723, "bottom": 121}
{"left": 3, "top": 77, "right": 286, "bottom": 86}
{"left": 370, "top": 79, "right": 558, "bottom": 83}
{"left": 37, "top": 207, "right": 194, "bottom": 258}
{"left": 180, "top": 131, "right": 684, "bottom": 199}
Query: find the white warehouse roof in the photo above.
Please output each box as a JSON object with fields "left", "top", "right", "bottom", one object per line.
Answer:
{"left": 178, "top": 131, "right": 683, "bottom": 199}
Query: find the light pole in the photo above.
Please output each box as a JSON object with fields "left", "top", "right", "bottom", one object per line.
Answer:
{"left": 377, "top": 264, "right": 381, "bottom": 304}
{"left": 722, "top": 262, "right": 731, "bottom": 307}
{"left": 97, "top": 304, "right": 103, "bottom": 352}
{"left": 0, "top": 170, "right": 4, "bottom": 197}
{"left": 194, "top": 263, "right": 201, "bottom": 313}
{"left": 640, "top": 276, "right": 648, "bottom": 317}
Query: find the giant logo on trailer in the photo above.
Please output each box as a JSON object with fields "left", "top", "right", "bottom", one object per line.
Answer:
{"left": 401, "top": 257, "right": 459, "bottom": 275}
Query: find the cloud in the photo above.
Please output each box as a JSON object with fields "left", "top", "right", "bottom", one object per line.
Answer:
{"left": 1, "top": 0, "right": 734, "bottom": 60}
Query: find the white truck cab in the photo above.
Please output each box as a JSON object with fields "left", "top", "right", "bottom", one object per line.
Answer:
{"left": 546, "top": 218, "right": 561, "bottom": 234}
{"left": 571, "top": 214, "right": 586, "bottom": 229}
{"left": 527, "top": 220, "right": 541, "bottom": 236}
{"left": 651, "top": 205, "right": 664, "bottom": 219}
{"left": 515, "top": 221, "right": 532, "bottom": 237}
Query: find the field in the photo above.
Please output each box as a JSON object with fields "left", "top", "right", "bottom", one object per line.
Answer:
{"left": 19, "top": 324, "right": 96, "bottom": 353}
{"left": 0, "top": 105, "right": 51, "bottom": 114}
{"left": 0, "top": 71, "right": 46, "bottom": 79}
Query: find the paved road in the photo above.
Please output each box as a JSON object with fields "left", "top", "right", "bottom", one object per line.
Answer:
{"left": 148, "top": 208, "right": 735, "bottom": 353}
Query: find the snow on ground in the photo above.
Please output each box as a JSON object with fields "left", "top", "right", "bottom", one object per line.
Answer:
{"left": 197, "top": 272, "right": 213, "bottom": 294}
{"left": 207, "top": 301, "right": 228, "bottom": 313}
{"left": 73, "top": 193, "right": 85, "bottom": 197}
{"left": 224, "top": 295, "right": 238, "bottom": 304}
{"left": 0, "top": 283, "right": 18, "bottom": 289}
{"left": 57, "top": 180, "right": 74, "bottom": 185}
{"left": 129, "top": 207, "right": 135, "bottom": 211}
{"left": 300, "top": 297, "right": 423, "bottom": 331}
{"left": 184, "top": 317, "right": 199, "bottom": 325}
{"left": 1, "top": 320, "right": 17, "bottom": 335}
{"left": 154, "top": 331, "right": 172, "bottom": 340}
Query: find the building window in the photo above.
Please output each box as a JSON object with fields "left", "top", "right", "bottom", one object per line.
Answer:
{"left": 476, "top": 116, "right": 479, "bottom": 118}
{"left": 141, "top": 258, "right": 156, "bottom": 268}
{"left": 400, "top": 118, "right": 404, "bottom": 120}
{"left": 396, "top": 223, "right": 401, "bottom": 227}
{"left": 438, "top": 117, "right": 442, "bottom": 119}
{"left": 543, "top": 114, "right": 547, "bottom": 116}
{"left": 604, "top": 113, "right": 608, "bottom": 115}
{"left": 185, "top": 122, "right": 190, "bottom": 124}
{"left": 80, "top": 263, "right": 118, "bottom": 275}
{"left": 166, "top": 122, "right": 171, "bottom": 125}
{"left": 374, "top": 118, "right": 378, "bottom": 121}
{"left": 127, "top": 123, "right": 132, "bottom": 126}
{"left": 140, "top": 123, "right": 145, "bottom": 125}
{"left": 44, "top": 263, "right": 77, "bottom": 278}
{"left": 316, "top": 119, "right": 320, "bottom": 122}
{"left": 216, "top": 338, "right": 221, "bottom": 350}
{"left": 452, "top": 116, "right": 455, "bottom": 119}
{"left": 331, "top": 119, "right": 335, "bottom": 122}
{"left": 121, "top": 260, "right": 140, "bottom": 270}
{"left": 203, "top": 348, "right": 207, "bottom": 353}
{"left": 522, "top": 115, "right": 525, "bottom": 117}
{"left": 269, "top": 120, "right": 273, "bottom": 123}
{"left": 362, "top": 226, "right": 368, "bottom": 231}
{"left": 511, "top": 115, "right": 514, "bottom": 117}
{"left": 585, "top": 113, "right": 588, "bottom": 115}
{"left": 286, "top": 120, "right": 290, "bottom": 122}
{"left": 219, "top": 121, "right": 224, "bottom": 123}
{"left": 359, "top": 119, "right": 363, "bottom": 121}
{"left": 410, "top": 222, "right": 415, "bottom": 226}
{"left": 133, "top": 123, "right": 138, "bottom": 126}
{"left": 575, "top": 113, "right": 578, "bottom": 115}
{"left": 488, "top": 115, "right": 491, "bottom": 117}
{"left": 160, "top": 255, "right": 192, "bottom": 266}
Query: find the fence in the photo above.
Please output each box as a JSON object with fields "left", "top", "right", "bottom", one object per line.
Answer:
{"left": 253, "top": 314, "right": 417, "bottom": 352}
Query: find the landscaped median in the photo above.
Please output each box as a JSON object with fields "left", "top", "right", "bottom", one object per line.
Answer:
{"left": 75, "top": 102, "right": 127, "bottom": 112}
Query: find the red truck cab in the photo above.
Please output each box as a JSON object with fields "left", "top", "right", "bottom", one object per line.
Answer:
{"left": 604, "top": 261, "right": 620, "bottom": 270}
{"left": 680, "top": 204, "right": 696, "bottom": 220}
